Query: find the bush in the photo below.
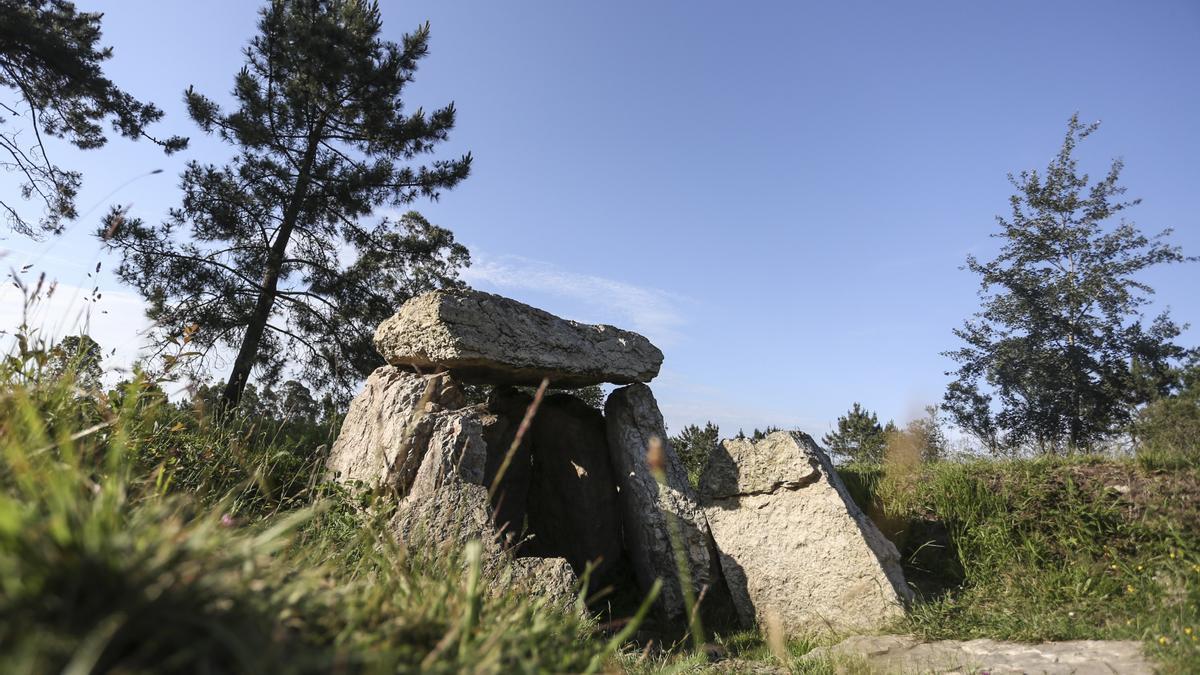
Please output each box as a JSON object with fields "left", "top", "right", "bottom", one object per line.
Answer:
{"left": 1136, "top": 377, "right": 1200, "bottom": 470}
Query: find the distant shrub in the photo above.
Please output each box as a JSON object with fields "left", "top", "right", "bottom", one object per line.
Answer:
{"left": 1135, "top": 375, "right": 1200, "bottom": 470}
{"left": 670, "top": 421, "right": 720, "bottom": 488}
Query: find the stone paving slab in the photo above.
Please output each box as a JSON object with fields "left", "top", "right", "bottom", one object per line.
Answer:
{"left": 803, "top": 635, "right": 1154, "bottom": 674}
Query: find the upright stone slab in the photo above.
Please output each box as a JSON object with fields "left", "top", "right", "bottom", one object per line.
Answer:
{"left": 327, "top": 367, "right": 577, "bottom": 604}
{"left": 604, "top": 383, "right": 737, "bottom": 630}
{"left": 326, "top": 366, "right": 465, "bottom": 490}
{"left": 374, "top": 289, "right": 664, "bottom": 387}
{"left": 699, "top": 431, "right": 912, "bottom": 633}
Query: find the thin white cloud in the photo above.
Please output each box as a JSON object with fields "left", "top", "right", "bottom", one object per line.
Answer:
{"left": 461, "top": 252, "right": 690, "bottom": 346}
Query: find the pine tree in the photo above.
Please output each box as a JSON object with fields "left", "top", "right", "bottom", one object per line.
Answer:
{"left": 102, "top": 1, "right": 472, "bottom": 408}
{"left": 670, "top": 421, "right": 721, "bottom": 487}
{"left": 944, "top": 114, "right": 1193, "bottom": 454}
{"left": 823, "top": 403, "right": 890, "bottom": 464}
{"left": 0, "top": 0, "right": 186, "bottom": 237}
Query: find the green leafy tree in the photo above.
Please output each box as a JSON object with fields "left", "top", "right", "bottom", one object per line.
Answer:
{"left": 670, "top": 421, "right": 721, "bottom": 487}
{"left": 271, "top": 379, "right": 320, "bottom": 421}
{"left": 43, "top": 334, "right": 104, "bottom": 391}
{"left": 823, "top": 403, "right": 892, "bottom": 464}
{"left": 1135, "top": 358, "right": 1200, "bottom": 466}
{"left": 901, "top": 405, "right": 946, "bottom": 463}
{"left": 0, "top": 0, "right": 186, "bottom": 237}
{"left": 944, "top": 115, "right": 1193, "bottom": 455}
{"left": 102, "top": 1, "right": 472, "bottom": 409}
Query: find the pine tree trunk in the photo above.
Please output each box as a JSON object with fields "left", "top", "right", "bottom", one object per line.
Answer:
{"left": 220, "top": 138, "right": 320, "bottom": 411}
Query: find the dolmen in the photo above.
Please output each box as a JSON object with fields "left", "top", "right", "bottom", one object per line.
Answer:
{"left": 327, "top": 289, "right": 911, "bottom": 635}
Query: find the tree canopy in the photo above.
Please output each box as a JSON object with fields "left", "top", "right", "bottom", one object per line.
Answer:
{"left": 102, "top": 0, "right": 472, "bottom": 408}
{"left": 44, "top": 333, "right": 103, "bottom": 391}
{"left": 0, "top": 0, "right": 186, "bottom": 237}
{"left": 822, "top": 402, "right": 893, "bottom": 464}
{"left": 670, "top": 421, "right": 720, "bottom": 487}
{"left": 943, "top": 114, "right": 1193, "bottom": 455}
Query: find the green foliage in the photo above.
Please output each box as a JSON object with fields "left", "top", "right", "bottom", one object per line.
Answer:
{"left": 750, "top": 425, "right": 781, "bottom": 441}
{"left": 670, "top": 421, "right": 720, "bottom": 487}
{"left": 43, "top": 333, "right": 104, "bottom": 392}
{"left": 823, "top": 403, "right": 892, "bottom": 464}
{"left": 894, "top": 405, "right": 947, "bottom": 464}
{"left": 1136, "top": 362, "right": 1200, "bottom": 470}
{"left": 102, "top": 0, "right": 472, "bottom": 407}
{"left": 944, "top": 114, "right": 1193, "bottom": 455}
{"left": 842, "top": 457, "right": 1200, "bottom": 672}
{"left": 0, "top": 0, "right": 186, "bottom": 237}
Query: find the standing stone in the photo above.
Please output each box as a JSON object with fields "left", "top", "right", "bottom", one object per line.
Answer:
{"left": 373, "top": 290, "right": 664, "bottom": 387}
{"left": 328, "top": 368, "right": 577, "bottom": 603}
{"left": 326, "top": 366, "right": 464, "bottom": 491}
{"left": 699, "top": 431, "right": 912, "bottom": 633}
{"left": 604, "top": 383, "right": 737, "bottom": 630}
{"left": 392, "top": 475, "right": 579, "bottom": 607}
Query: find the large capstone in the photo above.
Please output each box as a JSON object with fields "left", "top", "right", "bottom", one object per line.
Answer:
{"left": 699, "top": 431, "right": 913, "bottom": 633}
{"left": 373, "top": 289, "right": 664, "bottom": 387}
{"left": 604, "top": 383, "right": 738, "bottom": 631}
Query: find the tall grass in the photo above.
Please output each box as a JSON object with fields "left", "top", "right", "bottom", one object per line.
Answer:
{"left": 0, "top": 344, "right": 611, "bottom": 673}
{"left": 842, "top": 456, "right": 1200, "bottom": 672}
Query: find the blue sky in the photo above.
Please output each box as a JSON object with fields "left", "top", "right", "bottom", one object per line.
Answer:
{"left": 2, "top": 0, "right": 1198, "bottom": 439}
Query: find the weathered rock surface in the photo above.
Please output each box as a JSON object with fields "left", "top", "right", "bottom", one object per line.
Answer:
{"left": 374, "top": 290, "right": 664, "bottom": 387}
{"left": 329, "top": 368, "right": 577, "bottom": 603}
{"left": 804, "top": 635, "right": 1154, "bottom": 674}
{"left": 326, "top": 366, "right": 465, "bottom": 490}
{"left": 393, "top": 478, "right": 579, "bottom": 607}
{"left": 699, "top": 430, "right": 820, "bottom": 497}
{"left": 605, "top": 383, "right": 737, "bottom": 630}
{"left": 699, "top": 432, "right": 912, "bottom": 633}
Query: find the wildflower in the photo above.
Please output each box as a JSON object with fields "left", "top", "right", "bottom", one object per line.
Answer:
{"left": 1157, "top": 636, "right": 1169, "bottom": 646}
{"left": 220, "top": 513, "right": 235, "bottom": 528}
{"left": 1126, "top": 585, "right": 1136, "bottom": 594}
{"left": 1169, "top": 551, "right": 1176, "bottom": 559}
{"left": 1137, "top": 564, "right": 1144, "bottom": 572}
{"left": 1185, "top": 627, "right": 1194, "bottom": 636}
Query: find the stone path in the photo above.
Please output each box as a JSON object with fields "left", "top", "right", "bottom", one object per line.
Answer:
{"left": 803, "top": 635, "right": 1154, "bottom": 674}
